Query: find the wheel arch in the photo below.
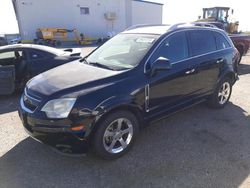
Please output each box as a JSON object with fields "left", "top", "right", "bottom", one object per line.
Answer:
{"left": 98, "top": 104, "right": 144, "bottom": 127}
{"left": 88, "top": 99, "right": 145, "bottom": 139}
{"left": 223, "top": 71, "right": 237, "bottom": 83}
{"left": 218, "top": 70, "right": 237, "bottom": 86}
{"left": 211, "top": 70, "right": 237, "bottom": 93}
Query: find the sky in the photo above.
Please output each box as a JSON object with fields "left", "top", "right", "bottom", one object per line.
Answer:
{"left": 157, "top": 0, "right": 250, "bottom": 31}
{"left": 0, "top": 0, "right": 250, "bottom": 35}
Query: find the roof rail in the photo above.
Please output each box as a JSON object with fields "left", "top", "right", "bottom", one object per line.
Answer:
{"left": 125, "top": 24, "right": 170, "bottom": 31}
{"left": 192, "top": 22, "right": 217, "bottom": 28}
{"left": 124, "top": 22, "right": 219, "bottom": 34}
{"left": 169, "top": 22, "right": 217, "bottom": 30}
{"left": 168, "top": 23, "right": 186, "bottom": 30}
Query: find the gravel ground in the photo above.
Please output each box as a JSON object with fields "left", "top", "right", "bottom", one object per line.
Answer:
{"left": 0, "top": 50, "right": 250, "bottom": 188}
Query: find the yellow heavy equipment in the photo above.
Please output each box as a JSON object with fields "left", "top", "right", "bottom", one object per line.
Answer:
{"left": 34, "top": 28, "right": 80, "bottom": 46}
{"left": 197, "top": 7, "right": 239, "bottom": 34}
{"left": 34, "top": 28, "right": 94, "bottom": 46}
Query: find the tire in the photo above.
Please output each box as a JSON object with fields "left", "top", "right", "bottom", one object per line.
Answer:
{"left": 208, "top": 77, "right": 232, "bottom": 108}
{"left": 92, "top": 110, "right": 139, "bottom": 160}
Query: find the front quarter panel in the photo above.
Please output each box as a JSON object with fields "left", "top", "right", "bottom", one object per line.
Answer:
{"left": 70, "top": 73, "right": 147, "bottom": 133}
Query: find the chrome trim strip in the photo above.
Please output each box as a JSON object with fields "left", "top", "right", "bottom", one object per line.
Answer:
{"left": 20, "top": 96, "right": 34, "bottom": 114}
{"left": 170, "top": 48, "right": 232, "bottom": 66}
{"left": 144, "top": 28, "right": 233, "bottom": 73}
{"left": 145, "top": 84, "right": 150, "bottom": 112}
{"left": 24, "top": 89, "right": 41, "bottom": 102}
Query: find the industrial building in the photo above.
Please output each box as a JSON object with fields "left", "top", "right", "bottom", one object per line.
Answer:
{"left": 12, "top": 0, "right": 163, "bottom": 41}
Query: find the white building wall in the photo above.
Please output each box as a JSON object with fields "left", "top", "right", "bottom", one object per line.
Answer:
{"left": 74, "top": 0, "right": 127, "bottom": 38}
{"left": 131, "top": 1, "right": 162, "bottom": 25}
{"left": 14, "top": 0, "right": 163, "bottom": 41}
{"left": 125, "top": 0, "right": 132, "bottom": 28}
{"left": 15, "top": 0, "right": 128, "bottom": 40}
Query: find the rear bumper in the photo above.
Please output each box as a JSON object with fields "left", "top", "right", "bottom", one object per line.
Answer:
{"left": 18, "top": 104, "right": 90, "bottom": 154}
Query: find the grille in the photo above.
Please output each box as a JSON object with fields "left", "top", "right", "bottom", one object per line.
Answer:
{"left": 23, "top": 89, "right": 41, "bottom": 112}
{"left": 23, "top": 95, "right": 37, "bottom": 111}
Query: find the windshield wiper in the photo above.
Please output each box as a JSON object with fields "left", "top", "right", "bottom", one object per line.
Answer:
{"left": 79, "top": 57, "right": 89, "bottom": 64}
{"left": 88, "top": 62, "right": 115, "bottom": 71}
{"left": 80, "top": 58, "right": 119, "bottom": 71}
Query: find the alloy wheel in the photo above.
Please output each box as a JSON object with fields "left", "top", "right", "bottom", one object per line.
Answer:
{"left": 218, "top": 82, "right": 231, "bottom": 105}
{"left": 103, "top": 118, "right": 133, "bottom": 154}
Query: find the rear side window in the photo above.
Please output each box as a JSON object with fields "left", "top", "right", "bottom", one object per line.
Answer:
{"left": 214, "top": 32, "right": 231, "bottom": 50}
{"left": 189, "top": 30, "right": 216, "bottom": 56}
{"left": 151, "top": 31, "right": 188, "bottom": 63}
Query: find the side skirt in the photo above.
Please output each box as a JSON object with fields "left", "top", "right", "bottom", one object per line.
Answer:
{"left": 144, "top": 98, "right": 207, "bottom": 126}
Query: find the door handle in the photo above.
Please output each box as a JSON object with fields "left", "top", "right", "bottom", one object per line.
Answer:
{"left": 185, "top": 68, "right": 195, "bottom": 75}
{"left": 216, "top": 58, "right": 224, "bottom": 64}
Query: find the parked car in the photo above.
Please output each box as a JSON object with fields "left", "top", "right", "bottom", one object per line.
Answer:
{"left": 229, "top": 34, "right": 250, "bottom": 62}
{"left": 0, "top": 37, "right": 8, "bottom": 46}
{"left": 9, "top": 37, "right": 22, "bottom": 44}
{"left": 0, "top": 44, "right": 81, "bottom": 94}
{"left": 19, "top": 24, "right": 239, "bottom": 159}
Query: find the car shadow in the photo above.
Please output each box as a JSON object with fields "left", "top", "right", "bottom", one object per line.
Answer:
{"left": 1, "top": 102, "right": 250, "bottom": 187}
{"left": 0, "top": 92, "right": 20, "bottom": 115}
{"left": 238, "top": 54, "right": 250, "bottom": 75}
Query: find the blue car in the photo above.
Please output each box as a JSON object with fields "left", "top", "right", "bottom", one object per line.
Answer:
{"left": 0, "top": 44, "right": 81, "bottom": 94}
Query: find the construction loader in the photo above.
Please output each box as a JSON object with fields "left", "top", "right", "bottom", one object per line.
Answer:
{"left": 34, "top": 28, "right": 81, "bottom": 46}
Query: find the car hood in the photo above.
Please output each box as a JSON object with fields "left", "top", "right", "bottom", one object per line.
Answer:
{"left": 26, "top": 61, "right": 121, "bottom": 96}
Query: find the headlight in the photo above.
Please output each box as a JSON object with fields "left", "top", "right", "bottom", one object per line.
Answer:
{"left": 41, "top": 98, "right": 76, "bottom": 119}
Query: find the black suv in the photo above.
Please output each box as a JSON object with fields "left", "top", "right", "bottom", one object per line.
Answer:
{"left": 19, "top": 23, "right": 239, "bottom": 159}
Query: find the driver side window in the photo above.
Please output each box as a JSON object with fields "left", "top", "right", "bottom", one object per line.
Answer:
{"left": 149, "top": 32, "right": 188, "bottom": 67}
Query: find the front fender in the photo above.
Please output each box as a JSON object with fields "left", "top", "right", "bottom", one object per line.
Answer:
{"left": 93, "top": 95, "right": 144, "bottom": 117}
{"left": 80, "top": 95, "right": 144, "bottom": 137}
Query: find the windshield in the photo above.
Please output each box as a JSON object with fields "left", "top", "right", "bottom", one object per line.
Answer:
{"left": 204, "top": 8, "right": 228, "bottom": 22}
{"left": 218, "top": 9, "right": 228, "bottom": 22}
{"left": 204, "top": 8, "right": 218, "bottom": 19}
{"left": 86, "top": 33, "right": 159, "bottom": 70}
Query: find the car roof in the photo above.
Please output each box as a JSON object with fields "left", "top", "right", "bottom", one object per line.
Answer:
{"left": 123, "top": 23, "right": 225, "bottom": 35}
{"left": 0, "top": 44, "right": 64, "bottom": 55}
{"left": 123, "top": 25, "right": 172, "bottom": 35}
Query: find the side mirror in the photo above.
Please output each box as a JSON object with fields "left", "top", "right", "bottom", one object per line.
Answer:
{"left": 150, "top": 57, "right": 171, "bottom": 77}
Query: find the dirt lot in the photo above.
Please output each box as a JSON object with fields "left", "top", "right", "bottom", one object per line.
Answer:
{"left": 0, "top": 50, "right": 250, "bottom": 188}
